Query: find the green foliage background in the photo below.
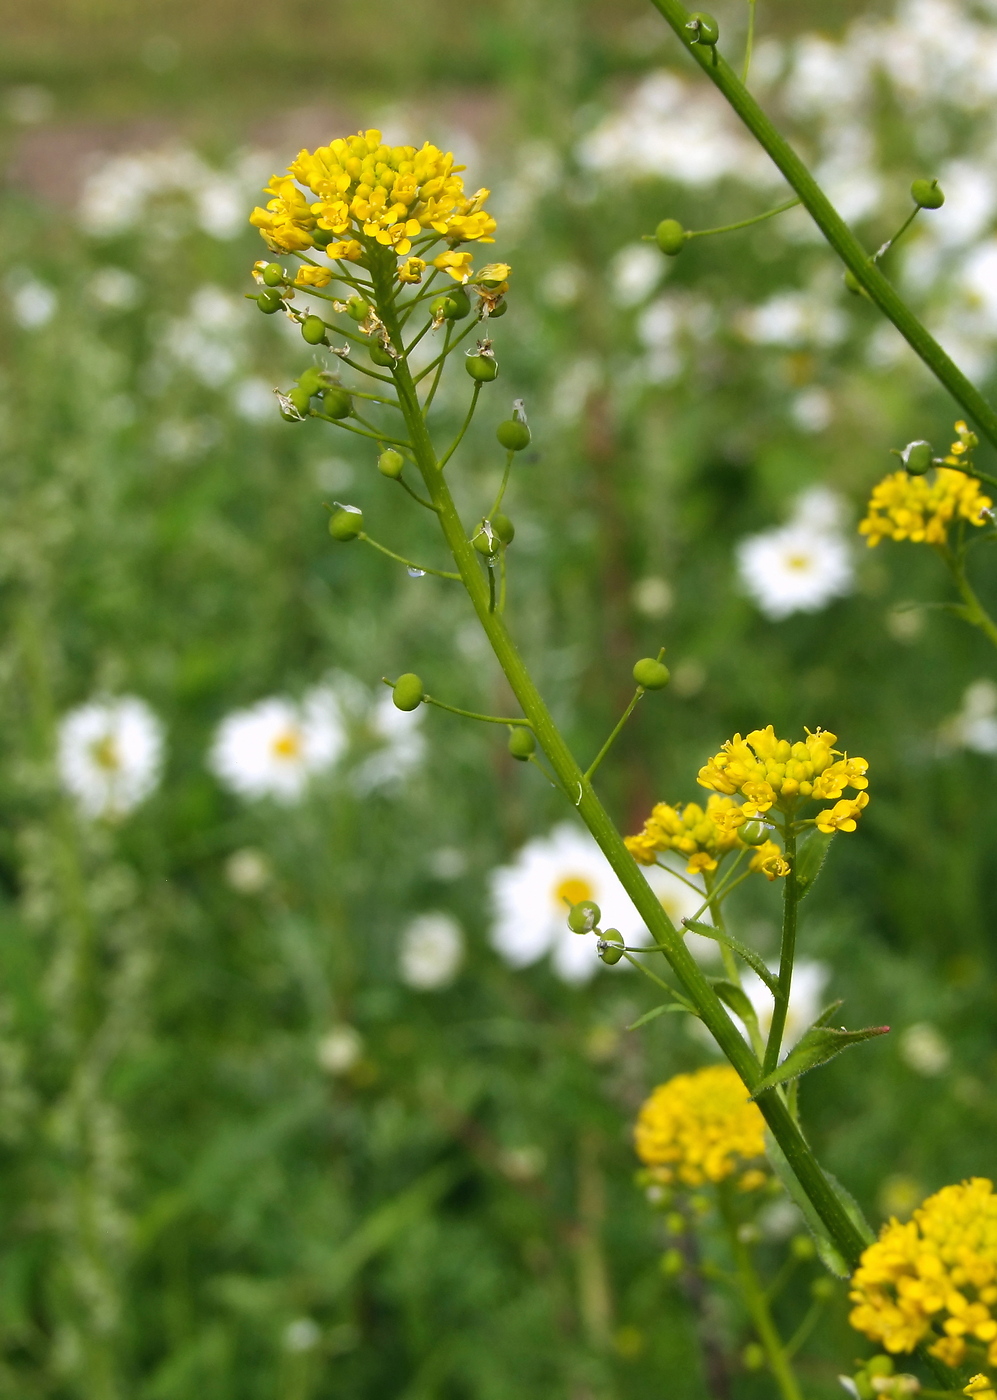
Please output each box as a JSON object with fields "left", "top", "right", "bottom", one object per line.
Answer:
{"left": 0, "top": 0, "right": 994, "bottom": 1394}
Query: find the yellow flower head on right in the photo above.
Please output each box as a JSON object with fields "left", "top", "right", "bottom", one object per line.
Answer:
{"left": 850, "top": 1177, "right": 997, "bottom": 1369}
{"left": 859, "top": 422, "right": 991, "bottom": 547}
{"left": 634, "top": 1066, "right": 766, "bottom": 1187}
{"left": 697, "top": 725, "right": 869, "bottom": 834}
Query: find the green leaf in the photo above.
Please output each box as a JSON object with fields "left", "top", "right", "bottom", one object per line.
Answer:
{"left": 751, "top": 1020, "right": 889, "bottom": 1097}
{"left": 627, "top": 1002, "right": 688, "bottom": 1031}
{"left": 710, "top": 979, "right": 756, "bottom": 1024}
{"left": 763, "top": 1133, "right": 868, "bottom": 1278}
{"left": 795, "top": 830, "right": 834, "bottom": 899}
{"left": 683, "top": 918, "right": 780, "bottom": 996}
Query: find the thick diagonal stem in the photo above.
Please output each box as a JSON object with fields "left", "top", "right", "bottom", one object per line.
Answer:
{"left": 646, "top": 0, "right": 997, "bottom": 453}
{"left": 369, "top": 260, "right": 868, "bottom": 1271}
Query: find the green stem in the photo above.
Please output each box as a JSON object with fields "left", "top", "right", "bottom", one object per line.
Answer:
{"left": 764, "top": 822, "right": 798, "bottom": 1076}
{"left": 943, "top": 546, "right": 997, "bottom": 650}
{"left": 646, "top": 0, "right": 997, "bottom": 452}
{"left": 687, "top": 196, "right": 800, "bottom": 239}
{"left": 423, "top": 322, "right": 453, "bottom": 413}
{"left": 489, "top": 450, "right": 515, "bottom": 518}
{"left": 358, "top": 533, "right": 460, "bottom": 581}
{"left": 872, "top": 204, "right": 920, "bottom": 263}
{"left": 439, "top": 383, "right": 482, "bottom": 469}
{"left": 584, "top": 688, "right": 645, "bottom": 781}
{"left": 370, "top": 254, "right": 869, "bottom": 1272}
{"left": 422, "top": 695, "right": 532, "bottom": 727}
{"left": 742, "top": 0, "right": 756, "bottom": 82}
{"left": 719, "top": 1186, "right": 803, "bottom": 1400}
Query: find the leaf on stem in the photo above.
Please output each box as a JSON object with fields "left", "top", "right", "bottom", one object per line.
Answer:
{"left": 751, "top": 1020, "right": 889, "bottom": 1097}
{"left": 764, "top": 1132, "right": 873, "bottom": 1278}
{"left": 795, "top": 830, "right": 833, "bottom": 899}
{"left": 710, "top": 978, "right": 757, "bottom": 1024}
{"left": 682, "top": 918, "right": 780, "bottom": 996}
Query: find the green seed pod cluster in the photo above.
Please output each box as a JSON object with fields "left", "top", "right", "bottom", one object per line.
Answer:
{"left": 301, "top": 315, "right": 327, "bottom": 345}
{"left": 901, "top": 439, "right": 933, "bottom": 474}
{"left": 507, "top": 727, "right": 536, "bottom": 761}
{"left": 598, "top": 929, "right": 625, "bottom": 965}
{"left": 911, "top": 177, "right": 945, "bottom": 209}
{"left": 256, "top": 289, "right": 284, "bottom": 314}
{"left": 377, "top": 449, "right": 405, "bottom": 479}
{"left": 311, "top": 228, "right": 335, "bottom": 247}
{"left": 322, "top": 387, "right": 352, "bottom": 420}
{"left": 262, "top": 263, "right": 285, "bottom": 287}
{"left": 686, "top": 11, "right": 719, "bottom": 44}
{"left": 370, "top": 343, "right": 396, "bottom": 368}
{"left": 738, "top": 819, "right": 769, "bottom": 847}
{"left": 488, "top": 300, "right": 508, "bottom": 318}
{"left": 654, "top": 219, "right": 688, "bottom": 257}
{"left": 466, "top": 353, "right": 499, "bottom": 382}
{"left": 633, "top": 657, "right": 670, "bottom": 690}
{"left": 288, "top": 386, "right": 312, "bottom": 416}
{"left": 431, "top": 287, "right": 471, "bottom": 321}
{"left": 328, "top": 506, "right": 363, "bottom": 541}
{"left": 497, "top": 419, "right": 531, "bottom": 451}
{"left": 567, "top": 899, "right": 601, "bottom": 935}
{"left": 347, "top": 297, "right": 370, "bottom": 322}
{"left": 473, "top": 522, "right": 498, "bottom": 557}
{"left": 492, "top": 514, "right": 515, "bottom": 545}
{"left": 298, "top": 367, "right": 326, "bottom": 398}
{"left": 392, "top": 673, "right": 424, "bottom": 712}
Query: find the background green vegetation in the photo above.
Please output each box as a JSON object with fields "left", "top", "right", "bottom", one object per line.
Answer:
{"left": 0, "top": 0, "right": 993, "bottom": 1394}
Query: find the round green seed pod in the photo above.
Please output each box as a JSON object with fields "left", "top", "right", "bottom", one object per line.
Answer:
{"left": 298, "top": 367, "right": 325, "bottom": 397}
{"left": 866, "top": 1356, "right": 894, "bottom": 1380}
{"left": 431, "top": 287, "right": 471, "bottom": 320}
{"left": 497, "top": 419, "right": 531, "bottom": 451}
{"left": 790, "top": 1233, "right": 816, "bottom": 1260}
{"left": 377, "top": 449, "right": 405, "bottom": 479}
{"left": 598, "top": 929, "right": 625, "bottom": 964}
{"left": 654, "top": 218, "right": 688, "bottom": 256}
{"left": 472, "top": 522, "right": 499, "bottom": 557}
{"left": 288, "top": 386, "right": 313, "bottom": 415}
{"left": 507, "top": 727, "right": 536, "bottom": 761}
{"left": 492, "top": 513, "right": 515, "bottom": 545}
{"left": 633, "top": 657, "right": 671, "bottom": 690}
{"left": 567, "top": 899, "right": 601, "bottom": 935}
{"left": 466, "top": 354, "right": 499, "bottom": 383}
{"left": 852, "top": 1374, "right": 876, "bottom": 1400}
{"left": 262, "top": 263, "right": 285, "bottom": 287}
{"left": 660, "top": 1248, "right": 684, "bottom": 1277}
{"left": 310, "top": 227, "right": 335, "bottom": 247}
{"left": 903, "top": 439, "right": 933, "bottom": 474}
{"left": 810, "top": 1276, "right": 836, "bottom": 1301}
{"left": 328, "top": 507, "right": 363, "bottom": 541}
{"left": 370, "top": 343, "right": 396, "bottom": 368}
{"left": 257, "top": 289, "right": 284, "bottom": 314}
{"left": 488, "top": 299, "right": 508, "bottom": 318}
{"left": 346, "top": 297, "right": 369, "bottom": 321}
{"left": 911, "top": 177, "right": 944, "bottom": 209}
{"left": 301, "top": 315, "right": 327, "bottom": 345}
{"left": 687, "top": 10, "right": 719, "bottom": 43}
{"left": 738, "top": 819, "right": 769, "bottom": 847}
{"left": 742, "top": 1344, "right": 765, "bottom": 1372}
{"left": 392, "top": 673, "right": 424, "bottom": 711}
{"left": 322, "top": 387, "right": 352, "bottom": 420}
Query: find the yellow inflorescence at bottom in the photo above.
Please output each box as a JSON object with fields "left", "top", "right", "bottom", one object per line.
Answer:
{"left": 850, "top": 1178, "right": 997, "bottom": 1368}
{"left": 634, "top": 1066, "right": 766, "bottom": 1188}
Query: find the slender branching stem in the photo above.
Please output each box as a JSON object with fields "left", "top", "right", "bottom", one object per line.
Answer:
{"left": 359, "top": 533, "right": 460, "bottom": 580}
{"left": 439, "top": 384, "right": 482, "bottom": 469}
{"left": 687, "top": 196, "right": 800, "bottom": 240}
{"left": 584, "top": 689, "right": 645, "bottom": 782}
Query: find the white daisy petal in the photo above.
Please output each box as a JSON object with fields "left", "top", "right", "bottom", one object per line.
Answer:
{"left": 209, "top": 690, "right": 345, "bottom": 803}
{"left": 57, "top": 695, "right": 165, "bottom": 820}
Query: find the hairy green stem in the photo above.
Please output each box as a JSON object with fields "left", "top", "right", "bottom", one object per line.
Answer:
{"left": 943, "top": 546, "right": 997, "bottom": 650}
{"left": 719, "top": 1186, "right": 803, "bottom": 1400}
{"left": 764, "top": 823, "right": 798, "bottom": 1075}
{"left": 368, "top": 252, "right": 869, "bottom": 1271}
{"left": 646, "top": 0, "right": 997, "bottom": 452}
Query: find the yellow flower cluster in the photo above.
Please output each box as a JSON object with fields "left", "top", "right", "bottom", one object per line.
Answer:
{"left": 697, "top": 726, "right": 869, "bottom": 833}
{"left": 850, "top": 1178, "right": 997, "bottom": 1368}
{"left": 966, "top": 1378, "right": 997, "bottom": 1400}
{"left": 859, "top": 423, "right": 991, "bottom": 547}
{"left": 625, "top": 795, "right": 789, "bottom": 880}
{"left": 635, "top": 1066, "right": 766, "bottom": 1187}
{"left": 250, "top": 129, "right": 496, "bottom": 280}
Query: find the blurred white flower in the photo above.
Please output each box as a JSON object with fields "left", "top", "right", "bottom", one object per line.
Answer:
{"left": 283, "top": 1318, "right": 321, "bottom": 1353}
{"left": 939, "top": 679, "right": 997, "bottom": 754}
{"left": 87, "top": 267, "right": 141, "bottom": 310}
{"left": 224, "top": 847, "right": 272, "bottom": 894}
{"left": 231, "top": 377, "right": 275, "bottom": 423}
{"left": 541, "top": 262, "right": 583, "bottom": 307}
{"left": 163, "top": 286, "right": 246, "bottom": 385}
{"left": 899, "top": 1022, "right": 951, "bottom": 1077}
{"left": 316, "top": 1026, "right": 362, "bottom": 1075}
{"left": 610, "top": 244, "right": 663, "bottom": 307}
{"left": 10, "top": 278, "right": 57, "bottom": 329}
{"left": 209, "top": 687, "right": 345, "bottom": 803}
{"left": 489, "top": 823, "right": 705, "bottom": 984}
{"left": 399, "top": 912, "right": 464, "bottom": 990}
{"left": 631, "top": 575, "right": 673, "bottom": 619}
{"left": 739, "top": 291, "right": 846, "bottom": 349}
{"left": 790, "top": 387, "right": 833, "bottom": 434}
{"left": 58, "top": 695, "right": 165, "bottom": 820}
{"left": 737, "top": 487, "right": 853, "bottom": 620}
{"left": 4, "top": 84, "right": 54, "bottom": 124}
{"left": 352, "top": 691, "right": 425, "bottom": 792}
{"left": 738, "top": 959, "right": 830, "bottom": 1055}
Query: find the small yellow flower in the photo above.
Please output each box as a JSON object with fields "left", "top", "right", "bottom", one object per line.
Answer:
{"left": 433, "top": 250, "right": 475, "bottom": 282}
{"left": 326, "top": 239, "right": 364, "bottom": 262}
{"left": 625, "top": 794, "right": 777, "bottom": 875}
{"left": 859, "top": 423, "right": 991, "bottom": 548}
{"left": 850, "top": 1178, "right": 997, "bottom": 1367}
{"left": 397, "top": 256, "right": 427, "bottom": 284}
{"left": 634, "top": 1066, "right": 766, "bottom": 1187}
{"left": 815, "top": 792, "right": 869, "bottom": 833}
{"left": 965, "top": 1376, "right": 997, "bottom": 1400}
{"left": 294, "top": 265, "right": 333, "bottom": 288}
{"left": 474, "top": 262, "right": 512, "bottom": 288}
{"left": 749, "top": 839, "right": 791, "bottom": 880}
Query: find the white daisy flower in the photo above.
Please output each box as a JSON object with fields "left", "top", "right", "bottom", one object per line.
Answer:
{"left": 399, "top": 912, "right": 464, "bottom": 990}
{"left": 316, "top": 1025, "right": 362, "bottom": 1075}
{"left": 489, "top": 823, "right": 711, "bottom": 984}
{"left": 939, "top": 678, "right": 997, "bottom": 754}
{"left": 352, "top": 691, "right": 425, "bottom": 793}
{"left": 57, "top": 695, "right": 165, "bottom": 820}
{"left": 209, "top": 686, "right": 345, "bottom": 803}
{"left": 736, "top": 488, "right": 853, "bottom": 620}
